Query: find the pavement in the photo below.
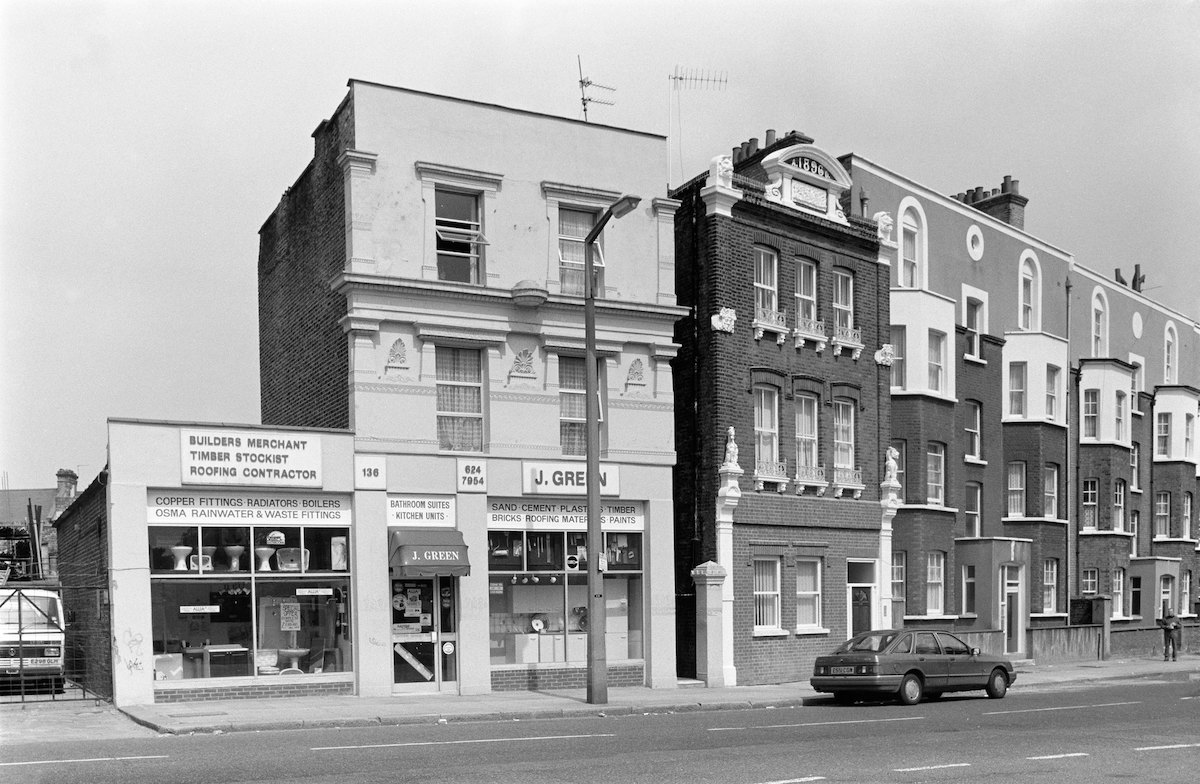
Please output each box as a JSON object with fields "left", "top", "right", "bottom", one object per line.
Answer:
{"left": 2, "top": 655, "right": 1198, "bottom": 743}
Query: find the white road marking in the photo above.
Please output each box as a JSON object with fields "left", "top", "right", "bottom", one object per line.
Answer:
{"left": 1181, "top": 695, "right": 1199, "bottom": 700}
{"left": 312, "top": 732, "right": 614, "bottom": 751}
{"left": 1135, "top": 743, "right": 1200, "bottom": 751}
{"left": 1026, "top": 753, "right": 1089, "bottom": 760}
{"left": 894, "top": 763, "right": 970, "bottom": 772}
{"left": 754, "top": 778, "right": 826, "bottom": 783}
{"left": 0, "top": 755, "right": 168, "bottom": 767}
{"left": 710, "top": 716, "right": 924, "bottom": 732}
{"left": 984, "top": 700, "right": 1139, "bottom": 715}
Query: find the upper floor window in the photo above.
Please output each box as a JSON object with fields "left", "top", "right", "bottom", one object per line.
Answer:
{"left": 558, "top": 356, "right": 603, "bottom": 456}
{"left": 1007, "top": 462, "right": 1026, "bottom": 517}
{"left": 1131, "top": 442, "right": 1141, "bottom": 490}
{"left": 928, "top": 330, "right": 946, "bottom": 392}
{"left": 1165, "top": 324, "right": 1178, "bottom": 384}
{"left": 1083, "top": 389, "right": 1099, "bottom": 438}
{"left": 964, "top": 401, "right": 982, "bottom": 459}
{"left": 965, "top": 482, "right": 982, "bottom": 537}
{"left": 1187, "top": 414, "right": 1195, "bottom": 458}
{"left": 795, "top": 394, "right": 819, "bottom": 469}
{"left": 754, "top": 385, "right": 780, "bottom": 467}
{"left": 1082, "top": 478, "right": 1098, "bottom": 529}
{"left": 1046, "top": 366, "right": 1060, "bottom": 420}
{"left": 435, "top": 346, "right": 484, "bottom": 451}
{"left": 1020, "top": 258, "right": 1038, "bottom": 330}
{"left": 1091, "top": 291, "right": 1108, "bottom": 357}
{"left": 558, "top": 208, "right": 599, "bottom": 296}
{"left": 1044, "top": 463, "right": 1059, "bottom": 518}
{"left": 833, "top": 270, "right": 855, "bottom": 332}
{"left": 754, "top": 247, "right": 779, "bottom": 316}
{"left": 1184, "top": 493, "right": 1194, "bottom": 540}
{"left": 926, "top": 443, "right": 945, "bottom": 505}
{"left": 890, "top": 326, "right": 906, "bottom": 389}
{"left": 1009, "top": 362, "right": 1027, "bottom": 416}
{"left": 796, "top": 259, "right": 818, "bottom": 325}
{"left": 1157, "top": 413, "right": 1172, "bottom": 457}
{"left": 1115, "top": 391, "right": 1126, "bottom": 441}
{"left": 1114, "top": 480, "right": 1127, "bottom": 531}
{"left": 965, "top": 298, "right": 983, "bottom": 357}
{"left": 834, "top": 400, "right": 856, "bottom": 469}
{"left": 900, "top": 210, "right": 922, "bottom": 288}
{"left": 435, "top": 189, "right": 486, "bottom": 284}
{"left": 1155, "top": 491, "right": 1171, "bottom": 537}
{"left": 1112, "top": 569, "right": 1125, "bottom": 618}
{"left": 926, "top": 552, "right": 945, "bottom": 615}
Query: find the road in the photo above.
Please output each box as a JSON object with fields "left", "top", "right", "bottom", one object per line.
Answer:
{"left": 2, "top": 673, "right": 1197, "bottom": 783}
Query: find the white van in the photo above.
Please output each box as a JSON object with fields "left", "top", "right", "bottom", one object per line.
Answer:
{"left": 0, "top": 582, "right": 66, "bottom": 692}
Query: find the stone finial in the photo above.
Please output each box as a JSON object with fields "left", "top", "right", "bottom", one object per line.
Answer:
{"left": 884, "top": 445, "right": 899, "bottom": 485}
{"left": 722, "top": 427, "right": 739, "bottom": 468}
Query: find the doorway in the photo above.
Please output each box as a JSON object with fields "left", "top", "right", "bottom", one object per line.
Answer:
{"left": 391, "top": 577, "right": 458, "bottom": 692}
{"left": 999, "top": 565, "right": 1023, "bottom": 657}
{"left": 846, "top": 559, "right": 877, "bottom": 636}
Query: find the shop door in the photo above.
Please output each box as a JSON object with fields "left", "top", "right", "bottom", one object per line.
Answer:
{"left": 391, "top": 577, "right": 458, "bottom": 692}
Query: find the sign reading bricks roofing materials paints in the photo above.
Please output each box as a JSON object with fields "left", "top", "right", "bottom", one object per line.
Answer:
{"left": 486, "top": 499, "right": 644, "bottom": 530}
{"left": 147, "top": 490, "right": 351, "bottom": 523}
{"left": 521, "top": 461, "right": 620, "bottom": 496}
{"left": 181, "top": 428, "right": 322, "bottom": 487}
{"left": 387, "top": 495, "right": 457, "bottom": 527}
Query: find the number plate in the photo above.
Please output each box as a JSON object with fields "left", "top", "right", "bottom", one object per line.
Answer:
{"left": 831, "top": 666, "right": 854, "bottom": 675}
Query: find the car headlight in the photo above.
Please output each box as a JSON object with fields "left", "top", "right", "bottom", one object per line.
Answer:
{"left": 44, "top": 647, "right": 60, "bottom": 657}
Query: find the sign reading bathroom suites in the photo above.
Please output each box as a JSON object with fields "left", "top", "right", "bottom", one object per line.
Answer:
{"left": 521, "top": 461, "right": 621, "bottom": 496}
{"left": 486, "top": 499, "right": 644, "bottom": 531}
{"left": 387, "top": 495, "right": 457, "bottom": 527}
{"left": 180, "top": 428, "right": 322, "bottom": 487}
{"left": 147, "top": 490, "right": 350, "bottom": 523}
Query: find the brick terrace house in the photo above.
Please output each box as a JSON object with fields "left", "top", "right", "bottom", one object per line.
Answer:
{"left": 258, "top": 81, "right": 686, "bottom": 695}
{"left": 842, "top": 156, "right": 1200, "bottom": 659}
{"left": 671, "top": 131, "right": 892, "bottom": 685}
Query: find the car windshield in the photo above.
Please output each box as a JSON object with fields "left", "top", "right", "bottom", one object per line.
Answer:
{"left": 836, "top": 632, "right": 896, "bottom": 653}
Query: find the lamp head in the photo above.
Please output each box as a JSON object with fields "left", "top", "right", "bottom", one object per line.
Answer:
{"left": 610, "top": 195, "right": 641, "bottom": 219}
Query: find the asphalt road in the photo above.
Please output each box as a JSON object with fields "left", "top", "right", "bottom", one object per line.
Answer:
{"left": 2, "top": 673, "right": 1197, "bottom": 784}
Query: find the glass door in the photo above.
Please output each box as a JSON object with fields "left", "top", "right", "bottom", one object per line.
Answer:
{"left": 391, "top": 577, "right": 458, "bottom": 691}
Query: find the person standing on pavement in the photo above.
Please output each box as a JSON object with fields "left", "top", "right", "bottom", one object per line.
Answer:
{"left": 1159, "top": 604, "right": 1181, "bottom": 661}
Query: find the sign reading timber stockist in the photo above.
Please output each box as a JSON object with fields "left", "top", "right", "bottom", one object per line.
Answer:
{"left": 487, "top": 499, "right": 644, "bottom": 531}
{"left": 521, "top": 461, "right": 620, "bottom": 496}
{"left": 148, "top": 490, "right": 350, "bottom": 523}
{"left": 181, "top": 428, "right": 322, "bottom": 487}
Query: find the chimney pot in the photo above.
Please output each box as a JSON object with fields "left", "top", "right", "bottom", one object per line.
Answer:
{"left": 748, "top": 137, "right": 759, "bottom": 155}
{"left": 1002, "top": 175, "right": 1012, "bottom": 194}
{"left": 1011, "top": 179, "right": 1020, "bottom": 196}
{"left": 973, "top": 186, "right": 985, "bottom": 202}
{"left": 732, "top": 146, "right": 741, "bottom": 163}
{"left": 765, "top": 129, "right": 776, "bottom": 145}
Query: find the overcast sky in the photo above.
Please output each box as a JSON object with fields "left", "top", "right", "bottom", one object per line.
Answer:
{"left": 2, "top": 0, "right": 1197, "bottom": 490}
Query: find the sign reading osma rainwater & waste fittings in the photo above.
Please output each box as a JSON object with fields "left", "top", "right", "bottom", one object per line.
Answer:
{"left": 520, "top": 461, "right": 620, "bottom": 496}
{"left": 180, "top": 428, "right": 322, "bottom": 488}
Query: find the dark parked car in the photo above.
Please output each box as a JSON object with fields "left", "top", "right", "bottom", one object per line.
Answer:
{"left": 811, "top": 629, "right": 1015, "bottom": 705}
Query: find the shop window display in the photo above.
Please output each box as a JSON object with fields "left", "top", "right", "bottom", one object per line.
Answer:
{"left": 487, "top": 530, "right": 643, "bottom": 665}
{"left": 149, "top": 524, "right": 352, "bottom": 681}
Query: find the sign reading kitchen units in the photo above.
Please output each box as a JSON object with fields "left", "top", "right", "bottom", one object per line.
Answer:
{"left": 486, "top": 499, "right": 644, "bottom": 530}
{"left": 387, "top": 495, "right": 457, "bottom": 527}
{"left": 521, "top": 461, "right": 620, "bottom": 496}
{"left": 147, "top": 490, "right": 350, "bottom": 523}
{"left": 180, "top": 428, "right": 322, "bottom": 488}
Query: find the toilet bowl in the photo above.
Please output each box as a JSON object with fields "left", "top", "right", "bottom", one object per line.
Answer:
{"left": 224, "top": 545, "right": 245, "bottom": 571}
{"left": 170, "top": 546, "right": 193, "bottom": 571}
{"left": 255, "top": 546, "right": 276, "bottom": 571}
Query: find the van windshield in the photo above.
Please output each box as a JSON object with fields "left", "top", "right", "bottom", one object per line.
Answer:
{"left": 0, "top": 594, "right": 63, "bottom": 630}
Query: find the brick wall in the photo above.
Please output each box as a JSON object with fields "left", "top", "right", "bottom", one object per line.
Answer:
{"left": 490, "top": 664, "right": 644, "bottom": 691}
{"left": 154, "top": 679, "right": 354, "bottom": 703}
{"left": 258, "top": 100, "right": 355, "bottom": 428}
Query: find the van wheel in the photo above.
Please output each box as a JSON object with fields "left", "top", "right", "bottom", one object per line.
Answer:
{"left": 898, "top": 673, "right": 924, "bottom": 705}
{"left": 986, "top": 668, "right": 1008, "bottom": 699}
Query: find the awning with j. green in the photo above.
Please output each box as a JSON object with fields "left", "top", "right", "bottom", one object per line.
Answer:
{"left": 388, "top": 527, "right": 470, "bottom": 577}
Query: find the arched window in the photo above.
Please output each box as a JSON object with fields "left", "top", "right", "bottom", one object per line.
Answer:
{"left": 900, "top": 208, "right": 923, "bottom": 288}
{"left": 1019, "top": 253, "right": 1040, "bottom": 331}
{"left": 1165, "top": 323, "right": 1178, "bottom": 384}
{"left": 1091, "top": 289, "right": 1108, "bottom": 357}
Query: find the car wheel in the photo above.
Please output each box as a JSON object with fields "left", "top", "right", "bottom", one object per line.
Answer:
{"left": 833, "top": 692, "right": 856, "bottom": 704}
{"left": 898, "top": 672, "right": 924, "bottom": 705}
{"left": 985, "top": 668, "right": 1008, "bottom": 699}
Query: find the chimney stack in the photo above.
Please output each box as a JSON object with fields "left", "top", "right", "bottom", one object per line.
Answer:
{"left": 963, "top": 175, "right": 1029, "bottom": 229}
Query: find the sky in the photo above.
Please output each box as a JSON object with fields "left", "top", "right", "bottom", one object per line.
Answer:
{"left": 1, "top": 0, "right": 1198, "bottom": 491}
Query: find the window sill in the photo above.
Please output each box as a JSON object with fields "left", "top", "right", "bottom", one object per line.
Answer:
{"left": 958, "top": 613, "right": 978, "bottom": 619}
{"left": 901, "top": 504, "right": 959, "bottom": 513}
{"left": 753, "top": 627, "right": 789, "bottom": 638}
{"left": 964, "top": 355, "right": 987, "bottom": 366}
{"left": 1030, "top": 612, "right": 1068, "bottom": 619}
{"left": 794, "top": 627, "right": 830, "bottom": 636}
{"left": 903, "top": 614, "right": 960, "bottom": 621}
{"left": 1080, "top": 528, "right": 1133, "bottom": 537}
{"left": 964, "top": 456, "right": 987, "bottom": 466}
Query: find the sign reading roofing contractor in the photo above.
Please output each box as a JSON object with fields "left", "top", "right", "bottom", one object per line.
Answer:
{"left": 181, "top": 428, "right": 322, "bottom": 487}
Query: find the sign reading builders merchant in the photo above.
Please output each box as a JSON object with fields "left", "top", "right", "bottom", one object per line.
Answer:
{"left": 180, "top": 428, "right": 322, "bottom": 488}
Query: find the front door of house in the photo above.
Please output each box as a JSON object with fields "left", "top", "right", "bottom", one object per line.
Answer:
{"left": 851, "top": 586, "right": 873, "bottom": 636}
{"left": 391, "top": 577, "right": 458, "bottom": 692}
{"left": 999, "top": 565, "right": 1023, "bottom": 657}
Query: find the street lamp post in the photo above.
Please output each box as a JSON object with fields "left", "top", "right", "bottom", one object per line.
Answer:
{"left": 584, "top": 194, "right": 640, "bottom": 705}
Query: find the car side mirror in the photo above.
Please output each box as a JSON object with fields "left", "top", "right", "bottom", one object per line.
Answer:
{"left": 970, "top": 647, "right": 981, "bottom": 656}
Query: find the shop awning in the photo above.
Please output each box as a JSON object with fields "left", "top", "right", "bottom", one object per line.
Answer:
{"left": 388, "top": 528, "right": 471, "bottom": 577}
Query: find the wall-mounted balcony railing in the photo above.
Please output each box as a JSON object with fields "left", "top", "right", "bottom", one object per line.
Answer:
{"left": 793, "top": 463, "right": 828, "bottom": 495}
{"left": 752, "top": 307, "right": 789, "bottom": 344}
{"left": 754, "top": 459, "right": 790, "bottom": 492}
{"left": 793, "top": 317, "right": 827, "bottom": 353}
{"left": 831, "top": 324, "right": 864, "bottom": 360}
{"left": 832, "top": 466, "right": 864, "bottom": 499}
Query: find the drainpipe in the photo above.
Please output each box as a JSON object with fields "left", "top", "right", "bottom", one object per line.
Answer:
{"left": 1064, "top": 274, "right": 1074, "bottom": 624}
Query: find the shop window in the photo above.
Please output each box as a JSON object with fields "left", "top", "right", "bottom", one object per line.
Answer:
{"left": 487, "top": 529, "right": 643, "bottom": 665}
{"left": 148, "top": 523, "right": 351, "bottom": 681}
